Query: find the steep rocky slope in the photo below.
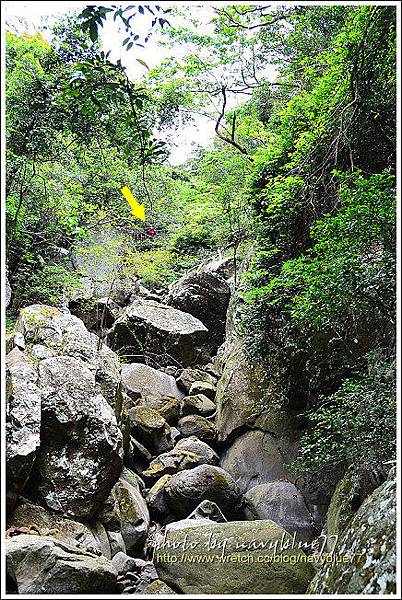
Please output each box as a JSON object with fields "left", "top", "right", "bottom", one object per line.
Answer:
{"left": 5, "top": 259, "right": 396, "bottom": 595}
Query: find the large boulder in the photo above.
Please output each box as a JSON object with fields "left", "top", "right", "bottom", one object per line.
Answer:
{"left": 6, "top": 534, "right": 117, "bottom": 594}
{"left": 6, "top": 348, "right": 41, "bottom": 514}
{"left": 149, "top": 397, "right": 181, "bottom": 425}
{"left": 323, "top": 464, "right": 388, "bottom": 547}
{"left": 177, "top": 415, "right": 217, "bottom": 444}
{"left": 165, "top": 270, "right": 230, "bottom": 351}
{"left": 121, "top": 363, "right": 184, "bottom": 403}
{"left": 154, "top": 520, "right": 315, "bottom": 594}
{"left": 308, "top": 473, "right": 396, "bottom": 594}
{"left": 8, "top": 500, "right": 109, "bottom": 557}
{"left": 165, "top": 465, "right": 243, "bottom": 520}
{"left": 108, "top": 298, "right": 210, "bottom": 367}
{"left": 202, "top": 255, "right": 235, "bottom": 281}
{"left": 143, "top": 436, "right": 219, "bottom": 479}
{"left": 244, "top": 482, "right": 316, "bottom": 543}
{"left": 31, "top": 356, "right": 122, "bottom": 519}
{"left": 176, "top": 366, "right": 217, "bottom": 394}
{"left": 220, "top": 430, "right": 296, "bottom": 494}
{"left": 15, "top": 305, "right": 121, "bottom": 406}
{"left": 129, "top": 406, "right": 173, "bottom": 454}
{"left": 180, "top": 394, "right": 216, "bottom": 417}
{"left": 215, "top": 341, "right": 301, "bottom": 443}
{"left": 189, "top": 380, "right": 216, "bottom": 400}
{"left": 69, "top": 297, "right": 120, "bottom": 333}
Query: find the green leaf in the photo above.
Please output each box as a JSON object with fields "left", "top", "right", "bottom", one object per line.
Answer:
{"left": 89, "top": 21, "right": 98, "bottom": 42}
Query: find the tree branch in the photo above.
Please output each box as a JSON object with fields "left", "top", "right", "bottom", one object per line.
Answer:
{"left": 215, "top": 86, "right": 252, "bottom": 160}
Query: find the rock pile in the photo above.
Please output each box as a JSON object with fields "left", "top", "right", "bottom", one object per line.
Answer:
{"left": 5, "top": 258, "right": 396, "bottom": 594}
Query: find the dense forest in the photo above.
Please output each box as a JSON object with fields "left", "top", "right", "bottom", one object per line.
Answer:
{"left": 5, "top": 3, "right": 397, "bottom": 596}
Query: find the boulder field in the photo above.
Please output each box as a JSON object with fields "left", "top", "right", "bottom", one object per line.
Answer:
{"left": 5, "top": 261, "right": 396, "bottom": 594}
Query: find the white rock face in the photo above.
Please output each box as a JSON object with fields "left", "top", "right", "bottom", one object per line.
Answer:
{"left": 165, "top": 270, "right": 231, "bottom": 350}
{"left": 32, "top": 355, "right": 123, "bottom": 519}
{"left": 8, "top": 305, "right": 124, "bottom": 520}
{"left": 16, "top": 304, "right": 121, "bottom": 405}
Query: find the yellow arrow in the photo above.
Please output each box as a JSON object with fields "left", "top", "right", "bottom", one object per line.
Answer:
{"left": 121, "top": 186, "right": 145, "bottom": 221}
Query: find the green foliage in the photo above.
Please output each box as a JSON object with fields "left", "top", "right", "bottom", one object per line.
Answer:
{"left": 6, "top": 316, "right": 17, "bottom": 335}
{"left": 244, "top": 171, "right": 395, "bottom": 398}
{"left": 78, "top": 5, "right": 171, "bottom": 47}
{"left": 240, "top": 4, "right": 396, "bottom": 483}
{"left": 123, "top": 249, "right": 195, "bottom": 289}
{"left": 297, "top": 354, "right": 396, "bottom": 480}
{"left": 11, "top": 264, "right": 81, "bottom": 309}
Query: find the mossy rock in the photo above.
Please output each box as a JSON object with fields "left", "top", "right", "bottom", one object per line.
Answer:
{"left": 144, "top": 579, "right": 176, "bottom": 594}
{"left": 155, "top": 520, "right": 315, "bottom": 594}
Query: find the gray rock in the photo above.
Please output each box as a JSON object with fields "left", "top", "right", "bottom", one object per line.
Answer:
{"left": 143, "top": 436, "right": 219, "bottom": 479}
{"left": 323, "top": 464, "right": 388, "bottom": 547}
{"left": 215, "top": 339, "right": 304, "bottom": 443}
{"left": 121, "top": 363, "right": 184, "bottom": 403}
{"left": 154, "top": 520, "right": 315, "bottom": 594}
{"left": 90, "top": 521, "right": 112, "bottom": 559}
{"left": 146, "top": 397, "right": 181, "bottom": 425}
{"left": 15, "top": 305, "right": 121, "bottom": 406}
{"left": 145, "top": 579, "right": 176, "bottom": 594}
{"left": 244, "top": 482, "right": 316, "bottom": 543}
{"left": 129, "top": 406, "right": 173, "bottom": 454}
{"left": 131, "top": 560, "right": 159, "bottom": 593}
{"left": 187, "top": 499, "right": 227, "bottom": 523}
{"left": 97, "top": 468, "right": 149, "bottom": 555}
{"left": 6, "top": 534, "right": 117, "bottom": 594}
{"left": 203, "top": 255, "right": 235, "bottom": 281}
{"left": 30, "top": 344, "right": 58, "bottom": 360}
{"left": 6, "top": 348, "right": 41, "bottom": 513}
{"left": 129, "top": 437, "right": 153, "bottom": 473}
{"left": 170, "top": 427, "right": 181, "bottom": 443}
{"left": 165, "top": 465, "right": 243, "bottom": 520}
{"left": 188, "top": 380, "right": 216, "bottom": 400}
{"left": 8, "top": 501, "right": 107, "bottom": 556}
{"left": 111, "top": 551, "right": 138, "bottom": 576}
{"left": 164, "top": 499, "right": 227, "bottom": 531}
{"left": 166, "top": 270, "right": 230, "bottom": 350}
{"left": 180, "top": 394, "right": 216, "bottom": 417}
{"left": 115, "top": 469, "right": 150, "bottom": 554}
{"left": 220, "top": 430, "right": 296, "bottom": 494}
{"left": 31, "top": 356, "right": 122, "bottom": 519}
{"left": 308, "top": 474, "right": 396, "bottom": 594}
{"left": 107, "top": 530, "right": 126, "bottom": 557}
{"left": 177, "top": 415, "right": 217, "bottom": 444}
{"left": 175, "top": 436, "right": 219, "bottom": 465}
{"left": 69, "top": 297, "right": 120, "bottom": 332}
{"left": 109, "top": 298, "right": 210, "bottom": 367}
{"left": 13, "top": 332, "right": 25, "bottom": 350}
{"left": 146, "top": 475, "right": 172, "bottom": 519}
{"left": 176, "top": 367, "right": 217, "bottom": 394}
